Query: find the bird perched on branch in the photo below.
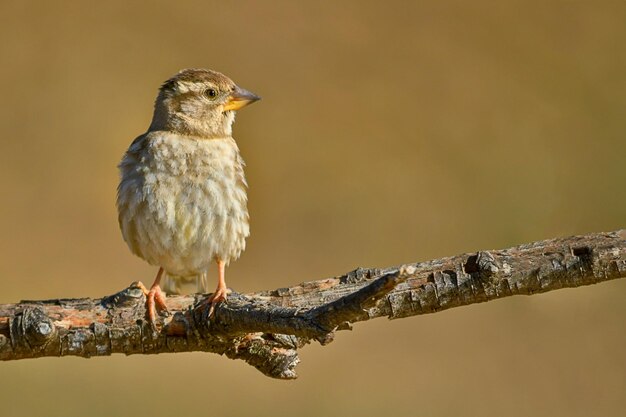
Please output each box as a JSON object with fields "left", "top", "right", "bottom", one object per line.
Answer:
{"left": 116, "top": 68, "right": 260, "bottom": 323}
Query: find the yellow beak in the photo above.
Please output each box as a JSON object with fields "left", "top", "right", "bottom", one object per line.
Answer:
{"left": 223, "top": 86, "right": 261, "bottom": 111}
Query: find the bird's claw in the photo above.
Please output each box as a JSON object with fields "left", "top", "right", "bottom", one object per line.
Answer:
{"left": 136, "top": 281, "right": 169, "bottom": 325}
{"left": 206, "top": 287, "right": 228, "bottom": 318}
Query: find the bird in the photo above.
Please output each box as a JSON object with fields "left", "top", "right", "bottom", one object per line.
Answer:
{"left": 116, "top": 68, "right": 260, "bottom": 324}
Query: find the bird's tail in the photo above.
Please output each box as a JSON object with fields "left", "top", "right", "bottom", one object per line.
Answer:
{"left": 161, "top": 272, "right": 209, "bottom": 294}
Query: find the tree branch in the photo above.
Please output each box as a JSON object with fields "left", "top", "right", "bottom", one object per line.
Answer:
{"left": 1, "top": 230, "right": 624, "bottom": 379}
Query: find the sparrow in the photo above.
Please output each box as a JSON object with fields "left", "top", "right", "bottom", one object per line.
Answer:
{"left": 116, "top": 68, "right": 260, "bottom": 323}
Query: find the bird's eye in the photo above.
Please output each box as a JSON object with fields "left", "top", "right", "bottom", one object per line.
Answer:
{"left": 204, "top": 88, "right": 218, "bottom": 99}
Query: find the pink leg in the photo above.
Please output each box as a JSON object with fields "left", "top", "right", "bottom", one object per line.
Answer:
{"left": 207, "top": 260, "right": 228, "bottom": 316}
{"left": 138, "top": 267, "right": 169, "bottom": 325}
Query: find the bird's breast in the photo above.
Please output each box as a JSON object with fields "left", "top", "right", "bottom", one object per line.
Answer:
{"left": 117, "top": 132, "right": 249, "bottom": 276}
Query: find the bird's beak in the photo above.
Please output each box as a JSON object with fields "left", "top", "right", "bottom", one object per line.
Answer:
{"left": 223, "top": 86, "right": 261, "bottom": 111}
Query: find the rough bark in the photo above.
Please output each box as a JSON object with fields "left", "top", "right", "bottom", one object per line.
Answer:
{"left": 1, "top": 230, "right": 624, "bottom": 379}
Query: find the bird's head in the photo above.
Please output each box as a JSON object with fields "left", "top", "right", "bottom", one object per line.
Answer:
{"left": 149, "top": 68, "right": 260, "bottom": 138}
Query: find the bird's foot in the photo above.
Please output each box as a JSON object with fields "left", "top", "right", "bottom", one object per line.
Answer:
{"left": 135, "top": 281, "right": 169, "bottom": 326}
{"left": 206, "top": 286, "right": 229, "bottom": 318}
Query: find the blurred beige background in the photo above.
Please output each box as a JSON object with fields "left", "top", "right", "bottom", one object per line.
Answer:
{"left": 1, "top": 1, "right": 625, "bottom": 416}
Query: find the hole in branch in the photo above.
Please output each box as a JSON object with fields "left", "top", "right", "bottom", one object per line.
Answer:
{"left": 572, "top": 246, "right": 591, "bottom": 258}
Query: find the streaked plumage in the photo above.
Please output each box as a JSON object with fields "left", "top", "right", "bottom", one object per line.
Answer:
{"left": 116, "top": 68, "right": 259, "bottom": 321}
